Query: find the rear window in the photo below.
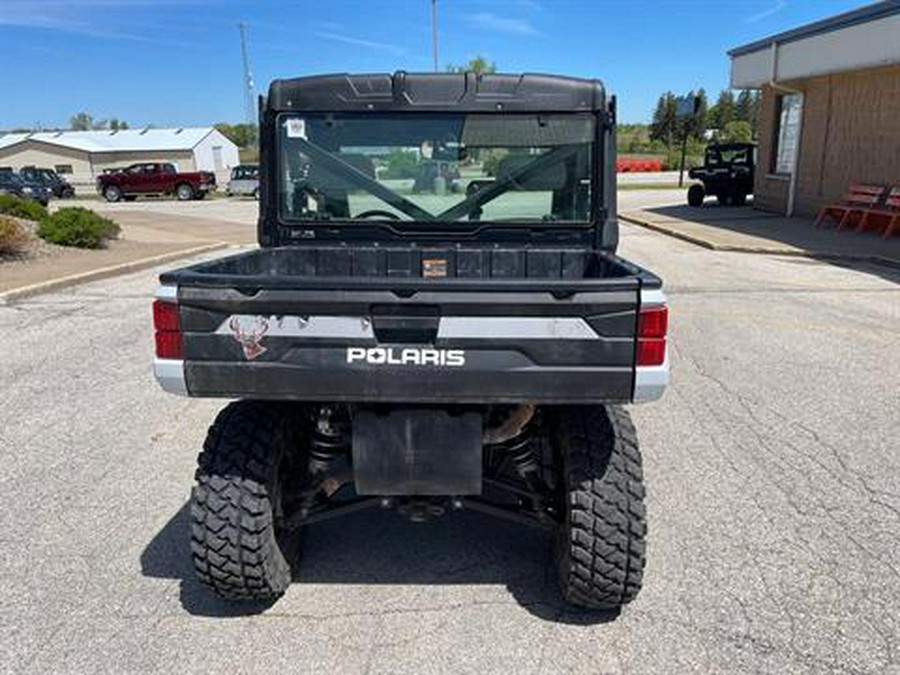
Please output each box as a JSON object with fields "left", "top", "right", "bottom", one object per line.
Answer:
{"left": 277, "top": 112, "right": 596, "bottom": 227}
{"left": 232, "top": 165, "right": 259, "bottom": 180}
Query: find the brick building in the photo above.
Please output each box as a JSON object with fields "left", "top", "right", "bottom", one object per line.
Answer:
{"left": 729, "top": 1, "right": 900, "bottom": 217}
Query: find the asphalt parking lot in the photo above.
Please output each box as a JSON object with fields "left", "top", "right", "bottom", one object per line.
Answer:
{"left": 2, "top": 198, "right": 899, "bottom": 674}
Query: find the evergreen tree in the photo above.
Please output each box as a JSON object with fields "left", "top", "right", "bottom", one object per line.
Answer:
{"left": 650, "top": 92, "right": 677, "bottom": 145}
{"left": 735, "top": 90, "right": 753, "bottom": 123}
{"left": 748, "top": 91, "right": 761, "bottom": 136}
{"left": 691, "top": 88, "right": 708, "bottom": 140}
{"left": 69, "top": 112, "right": 93, "bottom": 131}
{"left": 711, "top": 90, "right": 735, "bottom": 130}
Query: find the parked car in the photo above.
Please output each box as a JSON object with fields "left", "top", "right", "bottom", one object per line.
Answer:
{"left": 0, "top": 170, "right": 51, "bottom": 206}
{"left": 225, "top": 164, "right": 259, "bottom": 198}
{"left": 687, "top": 142, "right": 756, "bottom": 207}
{"left": 19, "top": 166, "right": 76, "bottom": 198}
{"left": 96, "top": 162, "right": 216, "bottom": 202}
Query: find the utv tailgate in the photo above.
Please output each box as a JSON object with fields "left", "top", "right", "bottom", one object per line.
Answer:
{"left": 153, "top": 246, "right": 665, "bottom": 404}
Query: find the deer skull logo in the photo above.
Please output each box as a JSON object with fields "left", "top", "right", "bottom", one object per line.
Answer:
{"left": 229, "top": 315, "right": 269, "bottom": 360}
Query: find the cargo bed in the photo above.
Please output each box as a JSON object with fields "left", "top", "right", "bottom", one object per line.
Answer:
{"left": 154, "top": 245, "right": 666, "bottom": 404}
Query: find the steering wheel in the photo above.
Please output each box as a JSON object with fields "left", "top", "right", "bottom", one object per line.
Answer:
{"left": 355, "top": 209, "right": 401, "bottom": 220}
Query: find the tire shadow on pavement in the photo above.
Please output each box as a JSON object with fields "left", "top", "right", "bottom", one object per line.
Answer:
{"left": 139, "top": 503, "right": 276, "bottom": 617}
{"left": 141, "top": 502, "right": 619, "bottom": 625}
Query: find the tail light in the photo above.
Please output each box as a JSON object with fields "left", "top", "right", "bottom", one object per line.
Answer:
{"left": 153, "top": 300, "right": 182, "bottom": 359}
{"left": 636, "top": 305, "right": 667, "bottom": 367}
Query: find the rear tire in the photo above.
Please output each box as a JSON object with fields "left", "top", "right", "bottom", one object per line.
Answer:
{"left": 554, "top": 405, "right": 647, "bottom": 610}
{"left": 687, "top": 184, "right": 705, "bottom": 207}
{"left": 175, "top": 183, "right": 194, "bottom": 201}
{"left": 190, "top": 401, "right": 304, "bottom": 600}
{"left": 103, "top": 185, "right": 122, "bottom": 202}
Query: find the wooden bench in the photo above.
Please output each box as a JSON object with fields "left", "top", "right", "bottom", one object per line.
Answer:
{"left": 814, "top": 183, "right": 886, "bottom": 230}
{"left": 855, "top": 186, "right": 900, "bottom": 239}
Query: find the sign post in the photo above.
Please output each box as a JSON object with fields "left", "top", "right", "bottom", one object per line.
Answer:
{"left": 675, "top": 93, "right": 700, "bottom": 188}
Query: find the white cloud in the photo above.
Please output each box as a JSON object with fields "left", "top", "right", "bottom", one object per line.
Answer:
{"left": 313, "top": 31, "right": 406, "bottom": 55}
{"left": 745, "top": 0, "right": 787, "bottom": 23}
{"left": 469, "top": 11, "right": 538, "bottom": 36}
{"left": 0, "top": 0, "right": 207, "bottom": 42}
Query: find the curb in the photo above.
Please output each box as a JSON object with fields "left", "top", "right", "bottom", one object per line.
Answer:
{"left": 619, "top": 214, "right": 719, "bottom": 251}
{"left": 619, "top": 214, "right": 900, "bottom": 270}
{"left": 0, "top": 242, "right": 229, "bottom": 304}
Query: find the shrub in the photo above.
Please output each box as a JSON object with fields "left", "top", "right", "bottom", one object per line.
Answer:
{"left": 383, "top": 149, "right": 420, "bottom": 179}
{"left": 0, "top": 193, "right": 48, "bottom": 221}
{"left": 37, "top": 207, "right": 121, "bottom": 249}
{"left": 0, "top": 215, "right": 30, "bottom": 255}
{"left": 481, "top": 149, "right": 509, "bottom": 177}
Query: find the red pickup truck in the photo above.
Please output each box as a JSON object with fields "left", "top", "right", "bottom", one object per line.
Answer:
{"left": 96, "top": 162, "right": 216, "bottom": 202}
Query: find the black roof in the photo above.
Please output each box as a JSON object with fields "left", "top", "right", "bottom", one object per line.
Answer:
{"left": 267, "top": 72, "right": 606, "bottom": 113}
{"left": 729, "top": 0, "right": 900, "bottom": 57}
{"left": 709, "top": 142, "right": 757, "bottom": 150}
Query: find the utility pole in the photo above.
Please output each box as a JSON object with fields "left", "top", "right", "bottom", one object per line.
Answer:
{"left": 238, "top": 22, "right": 255, "bottom": 125}
{"left": 431, "top": 0, "right": 438, "bottom": 72}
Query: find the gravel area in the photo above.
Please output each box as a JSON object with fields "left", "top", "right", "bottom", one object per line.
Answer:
{"left": 0, "top": 216, "right": 70, "bottom": 264}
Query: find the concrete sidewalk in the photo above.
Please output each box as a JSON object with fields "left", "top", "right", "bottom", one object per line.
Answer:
{"left": 620, "top": 203, "right": 900, "bottom": 266}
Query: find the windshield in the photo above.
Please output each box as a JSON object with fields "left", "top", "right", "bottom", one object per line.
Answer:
{"left": 707, "top": 146, "right": 751, "bottom": 166}
{"left": 278, "top": 113, "right": 595, "bottom": 225}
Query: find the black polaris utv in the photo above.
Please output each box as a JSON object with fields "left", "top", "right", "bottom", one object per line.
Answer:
{"left": 687, "top": 142, "right": 755, "bottom": 207}
{"left": 152, "top": 72, "right": 669, "bottom": 610}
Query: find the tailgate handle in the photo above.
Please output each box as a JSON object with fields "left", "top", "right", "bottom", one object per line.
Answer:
{"left": 370, "top": 304, "right": 439, "bottom": 344}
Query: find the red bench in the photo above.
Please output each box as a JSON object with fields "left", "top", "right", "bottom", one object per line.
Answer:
{"left": 814, "top": 183, "right": 886, "bottom": 230}
{"left": 855, "top": 186, "right": 900, "bottom": 239}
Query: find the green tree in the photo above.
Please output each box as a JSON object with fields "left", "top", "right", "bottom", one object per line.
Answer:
{"left": 735, "top": 90, "right": 753, "bottom": 123}
{"left": 690, "top": 88, "right": 708, "bottom": 140}
{"left": 446, "top": 55, "right": 497, "bottom": 74}
{"left": 719, "top": 120, "right": 753, "bottom": 144}
{"left": 69, "top": 112, "right": 93, "bottom": 131}
{"left": 214, "top": 122, "right": 258, "bottom": 148}
{"left": 109, "top": 119, "right": 129, "bottom": 131}
{"left": 383, "top": 149, "right": 419, "bottom": 179}
{"left": 649, "top": 92, "right": 677, "bottom": 146}
{"left": 709, "top": 90, "right": 735, "bottom": 130}
{"left": 748, "top": 91, "right": 761, "bottom": 135}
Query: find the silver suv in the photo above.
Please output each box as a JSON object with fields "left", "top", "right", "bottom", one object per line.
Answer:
{"left": 225, "top": 164, "right": 259, "bottom": 198}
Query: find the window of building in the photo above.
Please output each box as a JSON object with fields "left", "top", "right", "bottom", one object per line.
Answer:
{"left": 55, "top": 164, "right": 73, "bottom": 174}
{"left": 772, "top": 93, "right": 802, "bottom": 174}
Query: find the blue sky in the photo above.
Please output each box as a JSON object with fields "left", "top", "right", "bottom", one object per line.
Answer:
{"left": 0, "top": 0, "right": 869, "bottom": 128}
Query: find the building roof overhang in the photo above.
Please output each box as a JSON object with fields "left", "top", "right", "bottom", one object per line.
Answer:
{"left": 728, "top": 1, "right": 900, "bottom": 88}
